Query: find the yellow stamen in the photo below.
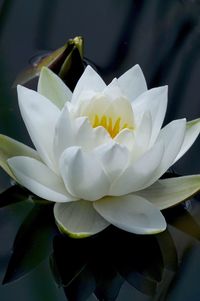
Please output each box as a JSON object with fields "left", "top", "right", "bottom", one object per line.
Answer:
{"left": 101, "top": 116, "right": 107, "bottom": 128}
{"left": 92, "top": 114, "right": 133, "bottom": 138}
{"left": 93, "top": 115, "right": 100, "bottom": 127}
{"left": 112, "top": 117, "right": 121, "bottom": 138}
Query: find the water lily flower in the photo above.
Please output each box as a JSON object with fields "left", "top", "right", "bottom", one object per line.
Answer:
{"left": 1, "top": 65, "right": 200, "bottom": 238}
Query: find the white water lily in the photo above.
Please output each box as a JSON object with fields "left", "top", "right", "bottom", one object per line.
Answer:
{"left": 1, "top": 65, "right": 200, "bottom": 237}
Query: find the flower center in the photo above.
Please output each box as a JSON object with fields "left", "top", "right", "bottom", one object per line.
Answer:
{"left": 92, "top": 114, "right": 133, "bottom": 138}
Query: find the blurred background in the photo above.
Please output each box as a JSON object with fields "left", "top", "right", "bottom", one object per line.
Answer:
{"left": 0, "top": 0, "right": 200, "bottom": 300}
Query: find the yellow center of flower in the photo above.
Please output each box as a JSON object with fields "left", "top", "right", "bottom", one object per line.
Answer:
{"left": 76, "top": 93, "right": 135, "bottom": 139}
{"left": 92, "top": 114, "right": 134, "bottom": 138}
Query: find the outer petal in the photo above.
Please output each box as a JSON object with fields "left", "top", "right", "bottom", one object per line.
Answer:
{"left": 71, "top": 65, "right": 106, "bottom": 104}
{"left": 53, "top": 105, "right": 74, "bottom": 163}
{"left": 151, "top": 119, "right": 186, "bottom": 182}
{"left": 173, "top": 118, "right": 200, "bottom": 163}
{"left": 7, "top": 156, "right": 76, "bottom": 202}
{"left": 0, "top": 134, "right": 40, "bottom": 180}
{"left": 93, "top": 141, "right": 130, "bottom": 181}
{"left": 59, "top": 146, "right": 110, "bottom": 201}
{"left": 17, "top": 85, "right": 60, "bottom": 172}
{"left": 38, "top": 67, "right": 72, "bottom": 109}
{"left": 110, "top": 141, "right": 164, "bottom": 195}
{"left": 133, "top": 112, "right": 152, "bottom": 156}
{"left": 133, "top": 86, "right": 168, "bottom": 147}
{"left": 118, "top": 64, "right": 147, "bottom": 101}
{"left": 137, "top": 175, "right": 200, "bottom": 210}
{"left": 94, "top": 194, "right": 166, "bottom": 234}
{"left": 54, "top": 200, "right": 110, "bottom": 238}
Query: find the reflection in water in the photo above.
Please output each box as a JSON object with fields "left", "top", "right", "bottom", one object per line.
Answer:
{"left": 1, "top": 185, "right": 200, "bottom": 300}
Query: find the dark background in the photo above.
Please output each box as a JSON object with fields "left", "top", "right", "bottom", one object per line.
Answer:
{"left": 0, "top": 1, "right": 200, "bottom": 300}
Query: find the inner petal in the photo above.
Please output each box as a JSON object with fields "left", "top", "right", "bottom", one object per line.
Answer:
{"left": 76, "top": 92, "right": 135, "bottom": 138}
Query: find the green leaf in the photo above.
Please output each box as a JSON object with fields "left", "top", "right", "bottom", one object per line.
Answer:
{"left": 2, "top": 204, "right": 55, "bottom": 284}
{"left": 0, "top": 134, "right": 40, "bottom": 180}
{"left": 58, "top": 44, "right": 84, "bottom": 91}
{"left": 13, "top": 36, "right": 84, "bottom": 87}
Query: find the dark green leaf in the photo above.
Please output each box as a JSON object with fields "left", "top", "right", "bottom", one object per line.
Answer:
{"left": 0, "top": 185, "right": 30, "bottom": 208}
{"left": 156, "top": 230, "right": 178, "bottom": 272}
{"left": 111, "top": 230, "right": 163, "bottom": 296}
{"left": 58, "top": 45, "right": 84, "bottom": 90}
{"left": 94, "top": 269, "right": 124, "bottom": 301}
{"left": 13, "top": 36, "right": 84, "bottom": 88}
{"left": 63, "top": 265, "right": 96, "bottom": 301}
{"left": 164, "top": 202, "right": 200, "bottom": 240}
{"left": 2, "top": 204, "right": 55, "bottom": 284}
{"left": 51, "top": 235, "right": 89, "bottom": 287}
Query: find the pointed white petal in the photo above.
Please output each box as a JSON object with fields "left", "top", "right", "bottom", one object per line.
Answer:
{"left": 118, "top": 65, "right": 147, "bottom": 101}
{"left": 0, "top": 134, "right": 40, "bottom": 180}
{"left": 93, "top": 141, "right": 130, "bottom": 181}
{"left": 110, "top": 141, "right": 164, "bottom": 195}
{"left": 94, "top": 194, "right": 166, "bottom": 234}
{"left": 153, "top": 119, "right": 186, "bottom": 180}
{"left": 137, "top": 175, "right": 200, "bottom": 210}
{"left": 38, "top": 67, "right": 72, "bottom": 109}
{"left": 74, "top": 117, "right": 95, "bottom": 149}
{"left": 103, "top": 78, "right": 124, "bottom": 100}
{"left": 8, "top": 156, "right": 75, "bottom": 202}
{"left": 17, "top": 85, "right": 60, "bottom": 172}
{"left": 71, "top": 66, "right": 106, "bottom": 104}
{"left": 133, "top": 86, "right": 168, "bottom": 146}
{"left": 54, "top": 201, "right": 110, "bottom": 238}
{"left": 114, "top": 129, "right": 135, "bottom": 151}
{"left": 53, "top": 105, "right": 74, "bottom": 162}
{"left": 134, "top": 112, "right": 152, "bottom": 154}
{"left": 174, "top": 118, "right": 200, "bottom": 163}
{"left": 59, "top": 146, "right": 110, "bottom": 201}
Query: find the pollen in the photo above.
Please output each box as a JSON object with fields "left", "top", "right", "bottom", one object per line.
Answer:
{"left": 93, "top": 114, "right": 133, "bottom": 138}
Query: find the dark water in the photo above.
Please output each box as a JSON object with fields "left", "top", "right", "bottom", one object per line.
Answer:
{"left": 1, "top": 1, "right": 200, "bottom": 300}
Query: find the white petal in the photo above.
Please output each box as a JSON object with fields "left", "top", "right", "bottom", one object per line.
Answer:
{"left": 137, "top": 175, "right": 200, "bottom": 210}
{"left": 94, "top": 194, "right": 166, "bottom": 234}
{"left": 93, "top": 141, "right": 130, "bottom": 181}
{"left": 133, "top": 86, "right": 168, "bottom": 146}
{"left": 92, "top": 126, "right": 111, "bottom": 146}
{"left": 153, "top": 119, "right": 186, "bottom": 180}
{"left": 59, "top": 146, "right": 110, "bottom": 201}
{"left": 0, "top": 134, "right": 40, "bottom": 180}
{"left": 38, "top": 67, "right": 72, "bottom": 109}
{"left": 114, "top": 129, "right": 135, "bottom": 151}
{"left": 103, "top": 78, "right": 124, "bottom": 100}
{"left": 54, "top": 201, "right": 110, "bottom": 238}
{"left": 71, "top": 66, "right": 106, "bottom": 104}
{"left": 173, "top": 118, "right": 200, "bottom": 163}
{"left": 134, "top": 112, "right": 152, "bottom": 155}
{"left": 110, "top": 141, "right": 164, "bottom": 195}
{"left": 8, "top": 156, "right": 76, "bottom": 202}
{"left": 17, "top": 85, "right": 60, "bottom": 172}
{"left": 74, "top": 117, "right": 111, "bottom": 150}
{"left": 118, "top": 65, "right": 147, "bottom": 101}
{"left": 74, "top": 117, "right": 95, "bottom": 149}
{"left": 53, "top": 105, "right": 74, "bottom": 162}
